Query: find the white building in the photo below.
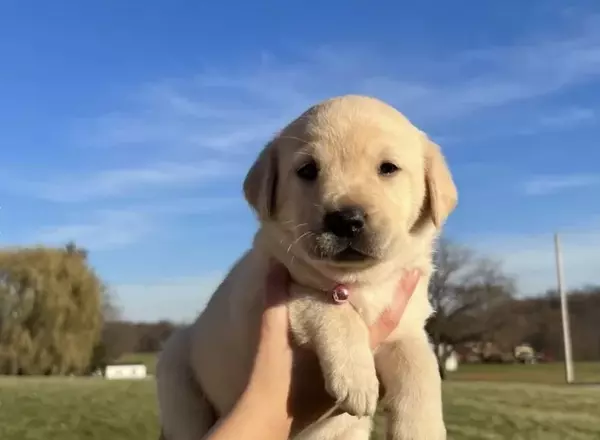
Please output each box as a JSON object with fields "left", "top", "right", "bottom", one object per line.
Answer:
{"left": 443, "top": 351, "right": 459, "bottom": 372}
{"left": 104, "top": 363, "right": 148, "bottom": 380}
{"left": 430, "top": 343, "right": 459, "bottom": 372}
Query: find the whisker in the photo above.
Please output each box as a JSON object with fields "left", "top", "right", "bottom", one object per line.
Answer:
{"left": 287, "top": 231, "right": 312, "bottom": 254}
{"left": 292, "top": 222, "right": 309, "bottom": 231}
{"left": 278, "top": 135, "right": 310, "bottom": 145}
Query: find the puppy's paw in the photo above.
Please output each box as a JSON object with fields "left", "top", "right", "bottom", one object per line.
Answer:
{"left": 322, "top": 355, "right": 379, "bottom": 417}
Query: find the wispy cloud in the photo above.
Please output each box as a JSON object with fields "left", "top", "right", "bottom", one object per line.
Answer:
{"left": 522, "top": 174, "right": 600, "bottom": 196}
{"left": 464, "top": 226, "right": 600, "bottom": 296}
{"left": 534, "top": 107, "right": 596, "bottom": 129}
{"left": 113, "top": 272, "right": 224, "bottom": 322}
{"left": 128, "top": 196, "right": 243, "bottom": 216}
{"left": 116, "top": 225, "right": 600, "bottom": 322}
{"left": 69, "top": 14, "right": 600, "bottom": 156}
{"left": 437, "top": 106, "right": 597, "bottom": 144}
{"left": 8, "top": 11, "right": 600, "bottom": 276}
{"left": 74, "top": 77, "right": 304, "bottom": 154}
{"left": 509, "top": 107, "right": 596, "bottom": 137}
{"left": 32, "top": 210, "right": 153, "bottom": 251}
{"left": 27, "top": 197, "right": 240, "bottom": 251}
{"left": 2, "top": 159, "right": 238, "bottom": 203}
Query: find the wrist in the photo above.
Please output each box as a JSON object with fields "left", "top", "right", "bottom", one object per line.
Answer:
{"left": 239, "top": 386, "right": 293, "bottom": 433}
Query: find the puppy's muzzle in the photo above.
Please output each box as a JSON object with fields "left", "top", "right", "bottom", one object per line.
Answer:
{"left": 317, "top": 206, "right": 375, "bottom": 262}
{"left": 323, "top": 206, "right": 366, "bottom": 239}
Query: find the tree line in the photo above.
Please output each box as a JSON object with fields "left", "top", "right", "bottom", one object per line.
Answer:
{"left": 0, "top": 242, "right": 184, "bottom": 375}
{"left": 0, "top": 240, "right": 598, "bottom": 376}
{"left": 426, "top": 238, "right": 600, "bottom": 378}
{"left": 97, "top": 320, "right": 182, "bottom": 365}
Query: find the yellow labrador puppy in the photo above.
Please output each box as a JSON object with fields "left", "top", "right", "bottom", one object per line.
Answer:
{"left": 156, "top": 95, "right": 457, "bottom": 440}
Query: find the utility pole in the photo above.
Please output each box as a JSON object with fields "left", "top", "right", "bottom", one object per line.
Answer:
{"left": 554, "top": 233, "right": 574, "bottom": 384}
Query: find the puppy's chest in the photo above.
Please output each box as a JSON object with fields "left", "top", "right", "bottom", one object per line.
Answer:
{"left": 349, "top": 279, "right": 432, "bottom": 335}
{"left": 348, "top": 282, "right": 398, "bottom": 325}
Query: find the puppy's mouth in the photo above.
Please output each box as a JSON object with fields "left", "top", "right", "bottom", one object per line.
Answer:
{"left": 311, "top": 233, "right": 379, "bottom": 263}
{"left": 333, "top": 246, "right": 372, "bottom": 262}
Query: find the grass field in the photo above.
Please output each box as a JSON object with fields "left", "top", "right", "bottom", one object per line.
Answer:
{"left": 1, "top": 363, "right": 599, "bottom": 440}
{"left": 119, "top": 351, "right": 600, "bottom": 385}
{"left": 448, "top": 361, "right": 600, "bottom": 385}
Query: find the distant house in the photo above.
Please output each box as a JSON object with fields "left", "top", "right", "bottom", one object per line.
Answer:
{"left": 103, "top": 363, "right": 148, "bottom": 380}
{"left": 430, "top": 343, "right": 459, "bottom": 372}
{"left": 458, "top": 341, "right": 515, "bottom": 364}
{"left": 444, "top": 351, "right": 459, "bottom": 372}
{"left": 514, "top": 343, "right": 536, "bottom": 364}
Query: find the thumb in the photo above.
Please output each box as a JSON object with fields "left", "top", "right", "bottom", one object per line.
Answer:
{"left": 259, "top": 260, "right": 291, "bottom": 339}
{"left": 263, "top": 259, "right": 291, "bottom": 309}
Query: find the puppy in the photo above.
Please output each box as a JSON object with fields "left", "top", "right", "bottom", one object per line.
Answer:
{"left": 156, "top": 95, "right": 458, "bottom": 440}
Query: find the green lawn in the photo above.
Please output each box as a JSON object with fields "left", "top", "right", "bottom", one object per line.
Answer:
{"left": 0, "top": 377, "right": 159, "bottom": 440}
{"left": 117, "top": 352, "right": 600, "bottom": 386}
{"left": 1, "top": 369, "right": 599, "bottom": 440}
{"left": 448, "top": 361, "right": 600, "bottom": 385}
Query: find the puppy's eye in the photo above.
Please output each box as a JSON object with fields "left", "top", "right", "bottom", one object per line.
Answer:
{"left": 296, "top": 160, "right": 319, "bottom": 181}
{"left": 379, "top": 162, "right": 400, "bottom": 176}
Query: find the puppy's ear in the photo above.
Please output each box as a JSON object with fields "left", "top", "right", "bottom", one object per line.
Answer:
{"left": 423, "top": 136, "right": 457, "bottom": 228}
{"left": 243, "top": 140, "right": 279, "bottom": 221}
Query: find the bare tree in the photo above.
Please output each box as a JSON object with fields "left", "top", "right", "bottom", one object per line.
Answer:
{"left": 502, "top": 286, "right": 600, "bottom": 362}
{"left": 427, "top": 238, "right": 516, "bottom": 379}
{"left": 102, "top": 287, "right": 121, "bottom": 322}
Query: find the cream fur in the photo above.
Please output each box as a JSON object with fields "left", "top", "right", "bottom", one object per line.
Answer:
{"left": 156, "top": 95, "right": 458, "bottom": 440}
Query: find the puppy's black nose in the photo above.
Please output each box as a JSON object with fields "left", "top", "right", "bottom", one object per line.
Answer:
{"left": 323, "top": 206, "right": 366, "bottom": 238}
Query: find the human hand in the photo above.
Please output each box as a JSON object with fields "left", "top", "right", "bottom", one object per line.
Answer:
{"left": 244, "top": 261, "right": 421, "bottom": 434}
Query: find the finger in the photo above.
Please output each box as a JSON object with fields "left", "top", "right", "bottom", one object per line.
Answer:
{"left": 288, "top": 348, "right": 338, "bottom": 430}
{"left": 263, "top": 259, "right": 291, "bottom": 308}
{"left": 258, "top": 260, "right": 291, "bottom": 343}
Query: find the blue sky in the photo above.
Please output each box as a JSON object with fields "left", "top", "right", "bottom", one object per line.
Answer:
{"left": 1, "top": 1, "right": 600, "bottom": 322}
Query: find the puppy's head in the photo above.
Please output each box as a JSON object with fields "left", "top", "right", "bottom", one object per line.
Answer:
{"left": 244, "top": 95, "right": 457, "bottom": 270}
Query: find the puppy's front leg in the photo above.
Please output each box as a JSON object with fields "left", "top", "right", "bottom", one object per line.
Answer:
{"left": 288, "top": 293, "right": 379, "bottom": 418}
{"left": 376, "top": 332, "right": 446, "bottom": 440}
